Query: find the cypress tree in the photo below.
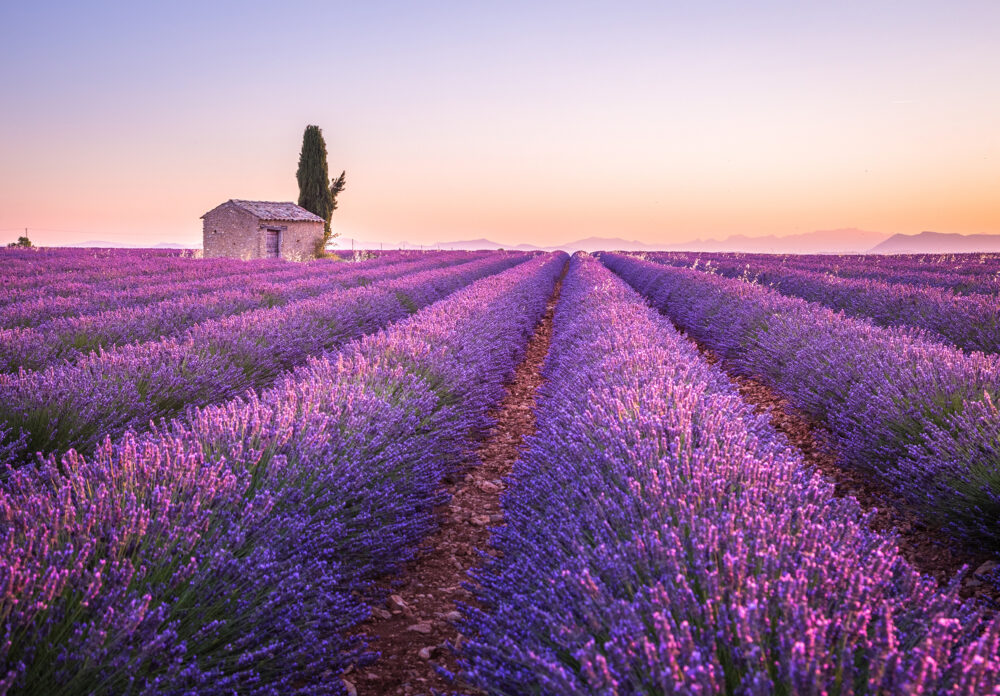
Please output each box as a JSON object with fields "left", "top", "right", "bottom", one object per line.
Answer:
{"left": 296, "top": 125, "right": 334, "bottom": 253}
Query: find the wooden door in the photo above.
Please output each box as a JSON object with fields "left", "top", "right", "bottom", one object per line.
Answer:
{"left": 266, "top": 229, "right": 280, "bottom": 258}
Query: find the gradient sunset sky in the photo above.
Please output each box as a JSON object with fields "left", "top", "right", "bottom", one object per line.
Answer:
{"left": 1, "top": 1, "right": 998, "bottom": 248}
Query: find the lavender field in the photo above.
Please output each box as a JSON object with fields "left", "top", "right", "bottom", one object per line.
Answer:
{"left": 2, "top": 247, "right": 1000, "bottom": 694}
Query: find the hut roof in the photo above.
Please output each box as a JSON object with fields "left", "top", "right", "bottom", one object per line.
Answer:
{"left": 203, "top": 200, "right": 324, "bottom": 223}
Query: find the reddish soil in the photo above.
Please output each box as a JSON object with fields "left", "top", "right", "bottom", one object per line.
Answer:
{"left": 694, "top": 344, "right": 999, "bottom": 605}
{"left": 345, "top": 267, "right": 565, "bottom": 696}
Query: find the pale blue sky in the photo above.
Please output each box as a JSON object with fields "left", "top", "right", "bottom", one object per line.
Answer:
{"left": 2, "top": 1, "right": 998, "bottom": 246}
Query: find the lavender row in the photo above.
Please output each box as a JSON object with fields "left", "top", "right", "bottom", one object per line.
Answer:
{"left": 0, "top": 257, "right": 283, "bottom": 309}
{"left": 0, "top": 253, "right": 528, "bottom": 465}
{"left": 0, "top": 247, "right": 222, "bottom": 298}
{"left": 2, "top": 248, "right": 425, "bottom": 298}
{"left": 0, "top": 251, "right": 430, "bottom": 324}
{"left": 790, "top": 252, "right": 1000, "bottom": 282}
{"left": 0, "top": 252, "right": 565, "bottom": 694}
{"left": 648, "top": 250, "right": 1000, "bottom": 277}
{"left": 458, "top": 253, "right": 1000, "bottom": 695}
{"left": 0, "top": 253, "right": 481, "bottom": 372}
{"left": 0, "top": 245, "right": 186, "bottom": 270}
{"left": 647, "top": 251, "right": 1000, "bottom": 296}
{"left": 1, "top": 250, "right": 428, "bottom": 311}
{"left": 601, "top": 252, "right": 1000, "bottom": 552}
{"left": 644, "top": 253, "right": 1000, "bottom": 355}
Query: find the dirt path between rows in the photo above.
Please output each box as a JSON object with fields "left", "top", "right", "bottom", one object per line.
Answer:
{"left": 345, "top": 267, "right": 565, "bottom": 696}
{"left": 693, "top": 344, "right": 999, "bottom": 605}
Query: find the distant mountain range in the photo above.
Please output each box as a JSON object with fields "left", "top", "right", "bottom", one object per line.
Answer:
{"left": 426, "top": 237, "right": 665, "bottom": 253}
{"left": 62, "top": 230, "right": 1000, "bottom": 255}
{"left": 673, "top": 228, "right": 888, "bottom": 254}
{"left": 868, "top": 231, "right": 1000, "bottom": 254}
{"left": 347, "top": 229, "right": 887, "bottom": 254}
{"left": 428, "top": 230, "right": 1000, "bottom": 254}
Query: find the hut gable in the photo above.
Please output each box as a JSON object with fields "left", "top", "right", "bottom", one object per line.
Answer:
{"left": 201, "top": 199, "right": 325, "bottom": 261}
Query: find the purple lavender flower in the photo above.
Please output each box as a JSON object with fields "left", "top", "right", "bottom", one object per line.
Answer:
{"left": 601, "top": 251, "right": 1000, "bottom": 552}
{"left": 458, "top": 253, "right": 1000, "bottom": 695}
{"left": 0, "top": 252, "right": 566, "bottom": 693}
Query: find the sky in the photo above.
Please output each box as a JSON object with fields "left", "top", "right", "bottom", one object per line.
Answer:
{"left": 1, "top": 1, "right": 998, "bottom": 248}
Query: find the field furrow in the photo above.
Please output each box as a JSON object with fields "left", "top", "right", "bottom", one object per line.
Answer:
{"left": 3, "top": 246, "right": 999, "bottom": 695}
{"left": 358, "top": 257, "right": 565, "bottom": 696}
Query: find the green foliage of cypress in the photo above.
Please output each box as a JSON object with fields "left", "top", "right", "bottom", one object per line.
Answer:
{"left": 7, "top": 235, "right": 32, "bottom": 248}
{"left": 330, "top": 170, "right": 346, "bottom": 214}
{"left": 297, "top": 125, "right": 346, "bottom": 257}
{"left": 296, "top": 125, "right": 333, "bottom": 226}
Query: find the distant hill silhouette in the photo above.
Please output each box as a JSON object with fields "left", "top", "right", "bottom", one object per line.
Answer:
{"left": 85, "top": 229, "right": 1000, "bottom": 255}
{"left": 558, "top": 237, "right": 666, "bottom": 253}
{"left": 329, "top": 237, "right": 548, "bottom": 252}
{"left": 350, "top": 230, "right": 887, "bottom": 254}
{"left": 670, "top": 228, "right": 886, "bottom": 254}
{"left": 427, "top": 229, "right": 886, "bottom": 254}
{"left": 868, "top": 231, "right": 1000, "bottom": 254}
{"left": 435, "top": 238, "right": 550, "bottom": 252}
{"left": 426, "top": 237, "right": 665, "bottom": 252}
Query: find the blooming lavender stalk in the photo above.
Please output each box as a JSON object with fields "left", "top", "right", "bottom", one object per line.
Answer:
{"left": 458, "top": 253, "right": 1000, "bottom": 695}
{"left": 601, "top": 251, "right": 1000, "bottom": 552}
{"left": 0, "top": 253, "right": 528, "bottom": 465}
{"left": 0, "top": 252, "right": 565, "bottom": 694}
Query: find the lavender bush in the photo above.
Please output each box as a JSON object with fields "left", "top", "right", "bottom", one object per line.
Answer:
{"left": 643, "top": 253, "right": 1000, "bottom": 354}
{"left": 0, "top": 250, "right": 431, "bottom": 328}
{"left": 0, "top": 253, "right": 527, "bottom": 465}
{"left": 0, "top": 252, "right": 566, "bottom": 694}
{"left": 0, "top": 252, "right": 483, "bottom": 372}
{"left": 458, "top": 253, "right": 1000, "bottom": 695}
{"left": 601, "top": 252, "right": 1000, "bottom": 551}
{"left": 647, "top": 250, "right": 1000, "bottom": 295}
{"left": 0, "top": 247, "right": 201, "bottom": 299}
{"left": 0, "top": 258, "right": 287, "bottom": 318}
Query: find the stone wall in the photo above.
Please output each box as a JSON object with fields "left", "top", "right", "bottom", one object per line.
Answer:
{"left": 203, "top": 205, "right": 259, "bottom": 259}
{"left": 203, "top": 204, "right": 324, "bottom": 261}
{"left": 276, "top": 220, "right": 325, "bottom": 261}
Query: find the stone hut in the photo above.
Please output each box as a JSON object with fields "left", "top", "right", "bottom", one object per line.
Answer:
{"left": 201, "top": 200, "right": 324, "bottom": 261}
